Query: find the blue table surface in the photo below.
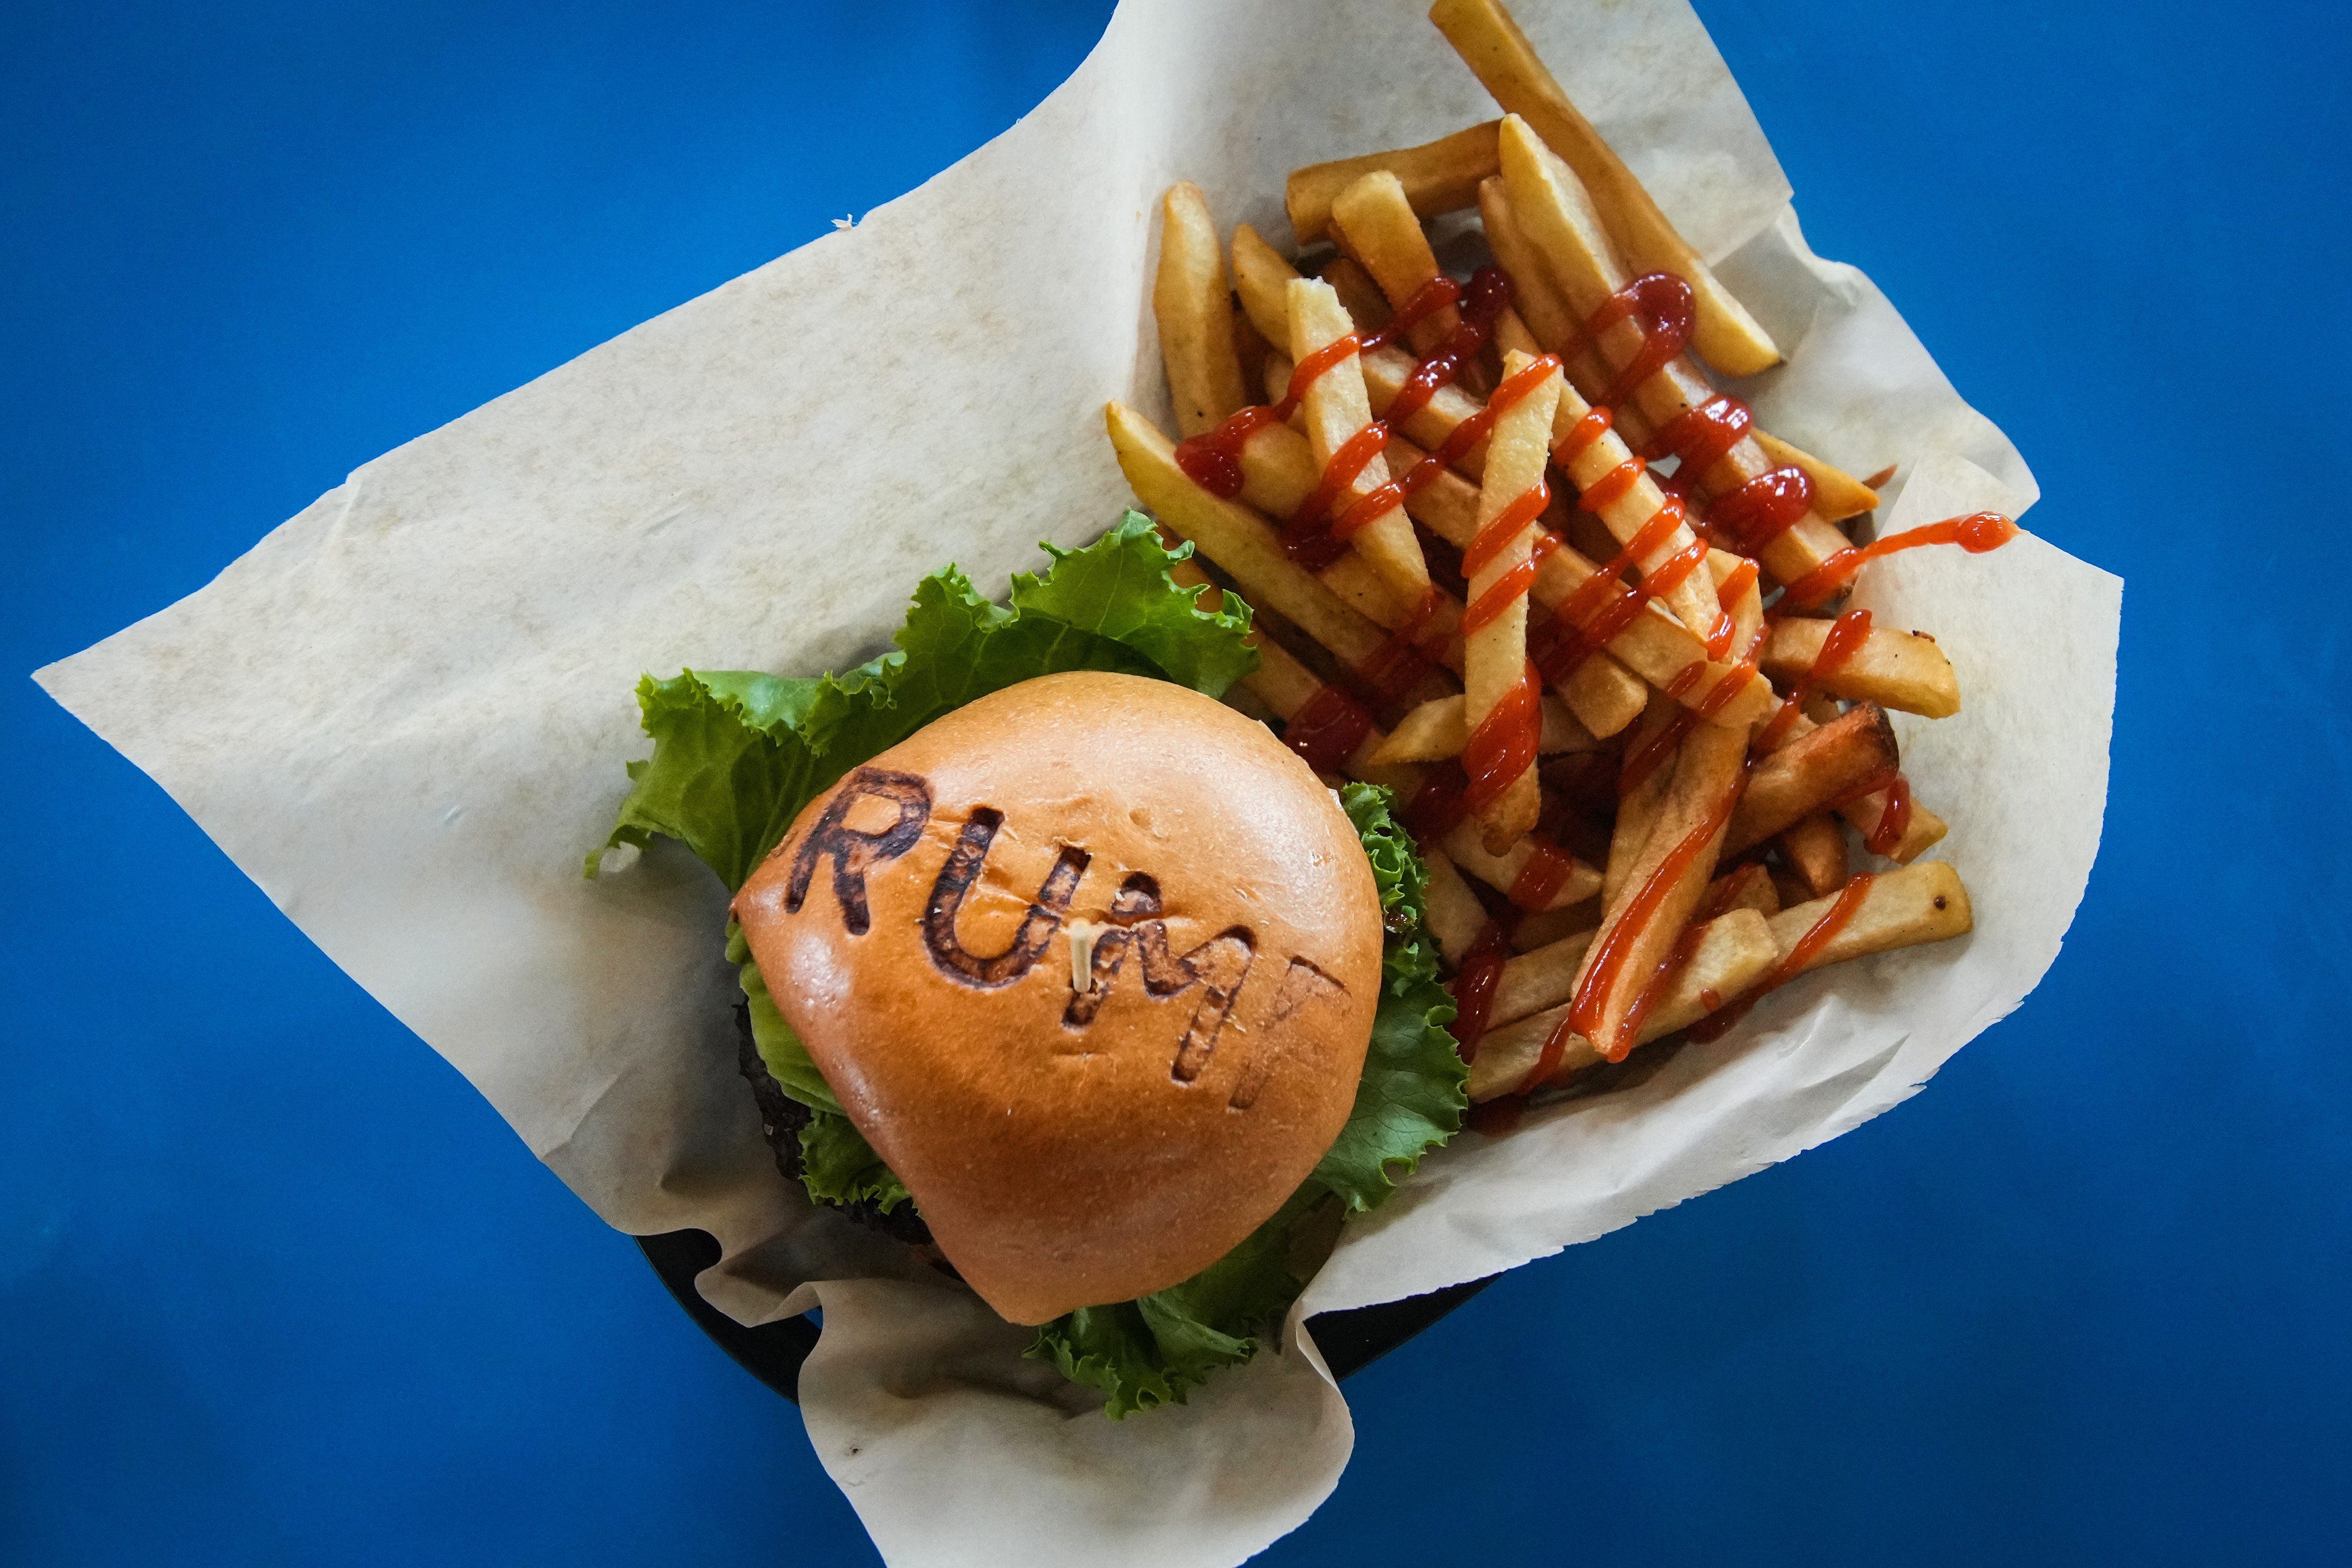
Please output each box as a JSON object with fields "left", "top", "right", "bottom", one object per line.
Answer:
{"left": 7, "top": 1, "right": 2346, "bottom": 1563}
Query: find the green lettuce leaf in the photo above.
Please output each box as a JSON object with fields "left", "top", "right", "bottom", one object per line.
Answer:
{"left": 800, "top": 1108, "right": 914, "bottom": 1214}
{"left": 589, "top": 512, "right": 1255, "bottom": 891}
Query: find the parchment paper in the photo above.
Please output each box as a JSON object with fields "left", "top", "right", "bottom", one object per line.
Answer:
{"left": 33, "top": 1, "right": 2117, "bottom": 1563}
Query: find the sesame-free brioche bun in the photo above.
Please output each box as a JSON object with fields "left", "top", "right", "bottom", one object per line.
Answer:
{"left": 733, "top": 670, "right": 1383, "bottom": 1325}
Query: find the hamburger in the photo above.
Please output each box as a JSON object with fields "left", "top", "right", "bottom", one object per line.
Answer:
{"left": 592, "top": 514, "right": 1468, "bottom": 1413}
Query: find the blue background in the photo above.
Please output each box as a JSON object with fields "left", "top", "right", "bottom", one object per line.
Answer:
{"left": 7, "top": 1, "right": 2345, "bottom": 1562}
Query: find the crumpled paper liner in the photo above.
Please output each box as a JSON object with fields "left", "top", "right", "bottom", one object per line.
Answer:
{"left": 33, "top": 0, "right": 2116, "bottom": 1563}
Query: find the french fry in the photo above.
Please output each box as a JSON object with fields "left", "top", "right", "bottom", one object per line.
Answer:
{"left": 1153, "top": 183, "right": 1249, "bottom": 437}
{"left": 1428, "top": 0, "right": 1782, "bottom": 377}
{"left": 1490, "top": 924, "right": 1596, "bottom": 1030}
{"left": 1368, "top": 692, "right": 1597, "bottom": 765}
{"left": 1287, "top": 120, "right": 1501, "bottom": 245}
{"left": 1753, "top": 693, "right": 1949, "bottom": 863}
{"left": 1440, "top": 820, "right": 1600, "bottom": 911}
{"left": 1568, "top": 715, "right": 1747, "bottom": 1059}
{"left": 1761, "top": 861, "right": 1973, "bottom": 979}
{"left": 1330, "top": 170, "right": 1462, "bottom": 356}
{"left": 1475, "top": 177, "right": 1726, "bottom": 644}
{"left": 1469, "top": 907, "right": 1779, "bottom": 1100}
{"left": 1110, "top": 402, "right": 1401, "bottom": 671}
{"left": 1603, "top": 696, "right": 1679, "bottom": 907}
{"left": 1461, "top": 347, "right": 1562, "bottom": 850}
{"left": 1849, "top": 791, "right": 1947, "bottom": 864}
{"left": 1724, "top": 702, "right": 1901, "bottom": 855}
{"left": 1511, "top": 901, "right": 1593, "bottom": 952}
{"left": 1754, "top": 431, "right": 1878, "bottom": 524}
{"left": 1760, "top": 618, "right": 1961, "bottom": 719}
{"left": 1287, "top": 279, "right": 1434, "bottom": 605}
{"left": 1421, "top": 851, "right": 1491, "bottom": 967}
{"left": 1482, "top": 172, "right": 1878, "bottom": 528}
{"left": 1231, "top": 224, "right": 1297, "bottom": 349}
{"left": 1387, "top": 431, "right": 1769, "bottom": 728}
{"left": 1238, "top": 622, "right": 1424, "bottom": 795}
{"left": 1493, "top": 118, "right": 1856, "bottom": 592}
{"left": 1319, "top": 256, "right": 1395, "bottom": 336}
{"left": 1777, "top": 813, "right": 1849, "bottom": 900}
{"left": 1703, "top": 860, "right": 1780, "bottom": 919}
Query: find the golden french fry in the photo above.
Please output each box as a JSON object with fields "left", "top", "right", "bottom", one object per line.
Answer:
{"left": 1494, "top": 117, "right": 1855, "bottom": 593}
{"left": 1231, "top": 223, "right": 1297, "bottom": 348}
{"left": 1440, "top": 820, "right": 1599, "bottom": 911}
{"left": 1569, "top": 716, "right": 1746, "bottom": 1058}
{"left": 1429, "top": 0, "right": 1781, "bottom": 376}
{"left": 1462, "top": 347, "right": 1561, "bottom": 850}
{"left": 1330, "top": 170, "right": 1461, "bottom": 356}
{"left": 1287, "top": 279, "right": 1434, "bottom": 606}
{"left": 1469, "top": 906, "right": 1778, "bottom": 1100}
{"left": 1209, "top": 236, "right": 1770, "bottom": 733}
{"left": 1480, "top": 172, "right": 1725, "bottom": 644}
{"left": 1385, "top": 432, "right": 1768, "bottom": 729}
{"left": 1760, "top": 618, "right": 1961, "bottom": 719}
{"left": 1287, "top": 120, "right": 1501, "bottom": 245}
{"left": 1846, "top": 788, "right": 1947, "bottom": 864}
{"left": 1754, "top": 431, "right": 1878, "bottom": 524}
{"left": 1544, "top": 349, "right": 1734, "bottom": 649}
{"left": 1154, "top": 183, "right": 1250, "bottom": 437}
{"left": 1369, "top": 692, "right": 1596, "bottom": 765}
{"left": 1235, "top": 617, "right": 1424, "bottom": 795}
{"left": 1603, "top": 696, "right": 1679, "bottom": 907}
{"left": 1108, "top": 401, "right": 1389, "bottom": 665}
{"left": 1489, "top": 924, "right": 1595, "bottom": 1031}
{"left": 1421, "top": 851, "right": 1490, "bottom": 967}
{"left": 1750, "top": 686, "right": 1948, "bottom": 863}
{"left": 1725, "top": 702, "right": 1901, "bottom": 854}
{"left": 1319, "top": 257, "right": 1395, "bottom": 336}
{"left": 1777, "top": 812, "right": 1849, "bottom": 900}
{"left": 1510, "top": 901, "right": 1594, "bottom": 952}
{"left": 1702, "top": 860, "right": 1780, "bottom": 918}
{"left": 1763, "top": 861, "right": 1973, "bottom": 979}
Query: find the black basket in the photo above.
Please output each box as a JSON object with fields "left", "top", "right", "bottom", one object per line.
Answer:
{"left": 638, "top": 1229, "right": 1494, "bottom": 1402}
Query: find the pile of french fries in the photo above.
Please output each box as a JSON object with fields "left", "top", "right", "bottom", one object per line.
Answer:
{"left": 1108, "top": 0, "right": 1998, "bottom": 1110}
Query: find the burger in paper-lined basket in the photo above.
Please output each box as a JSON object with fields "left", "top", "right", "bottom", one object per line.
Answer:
{"left": 592, "top": 0, "right": 2030, "bottom": 1418}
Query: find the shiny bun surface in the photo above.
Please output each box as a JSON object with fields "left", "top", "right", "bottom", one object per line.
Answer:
{"left": 734, "top": 670, "right": 1382, "bottom": 1324}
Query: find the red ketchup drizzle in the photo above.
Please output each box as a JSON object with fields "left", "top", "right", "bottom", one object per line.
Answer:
{"left": 1461, "top": 662, "right": 1542, "bottom": 813}
{"left": 1178, "top": 269, "right": 1513, "bottom": 574}
{"left": 1509, "top": 836, "right": 1577, "bottom": 910}
{"left": 1447, "top": 914, "right": 1518, "bottom": 1059}
{"left": 1584, "top": 272, "right": 1697, "bottom": 407}
{"left": 1757, "top": 606, "right": 1874, "bottom": 753}
{"left": 1387, "top": 267, "right": 1513, "bottom": 426}
{"left": 1518, "top": 780, "right": 1740, "bottom": 1088}
{"left": 1402, "top": 764, "right": 1471, "bottom": 844}
{"left": 1689, "top": 873, "right": 1880, "bottom": 1043}
{"left": 1526, "top": 494, "right": 1690, "bottom": 684}
{"left": 1866, "top": 774, "right": 1915, "bottom": 856}
{"left": 1780, "top": 512, "right": 2020, "bottom": 609}
{"left": 1352, "top": 584, "right": 1445, "bottom": 706}
{"left": 1707, "top": 466, "right": 1816, "bottom": 555}
{"left": 1613, "top": 856, "right": 1750, "bottom": 1047}
{"left": 1282, "top": 685, "right": 1374, "bottom": 775}
{"left": 1645, "top": 395, "right": 1752, "bottom": 489}
{"left": 1642, "top": 391, "right": 1817, "bottom": 556}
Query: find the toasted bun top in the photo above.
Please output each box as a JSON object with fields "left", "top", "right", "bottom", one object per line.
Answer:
{"left": 733, "top": 670, "right": 1382, "bottom": 1324}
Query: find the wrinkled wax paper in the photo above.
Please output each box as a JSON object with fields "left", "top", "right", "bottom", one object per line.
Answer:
{"left": 36, "top": 0, "right": 2116, "bottom": 1562}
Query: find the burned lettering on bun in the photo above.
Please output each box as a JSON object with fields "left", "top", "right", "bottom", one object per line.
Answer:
{"left": 592, "top": 515, "right": 1468, "bottom": 1415}
{"left": 735, "top": 673, "right": 1384, "bottom": 1324}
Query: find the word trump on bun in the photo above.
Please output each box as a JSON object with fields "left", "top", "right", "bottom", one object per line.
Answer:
{"left": 736, "top": 673, "right": 1385, "bottom": 1325}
